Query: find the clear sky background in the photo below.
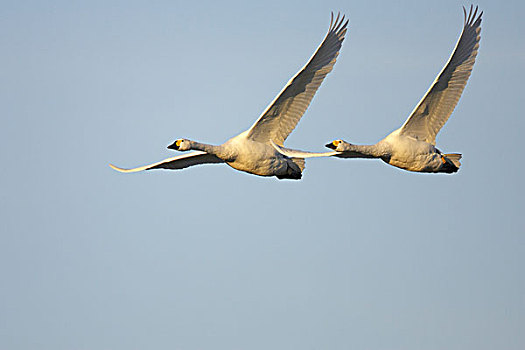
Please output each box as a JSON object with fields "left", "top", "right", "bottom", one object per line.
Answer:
{"left": 1, "top": 0, "right": 524, "bottom": 349}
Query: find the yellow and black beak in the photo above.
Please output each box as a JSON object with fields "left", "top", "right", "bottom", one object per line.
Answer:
{"left": 325, "top": 140, "right": 340, "bottom": 150}
{"left": 167, "top": 139, "right": 182, "bottom": 150}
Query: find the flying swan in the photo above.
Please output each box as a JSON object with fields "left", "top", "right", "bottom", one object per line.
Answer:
{"left": 110, "top": 13, "right": 348, "bottom": 179}
{"left": 272, "top": 6, "right": 482, "bottom": 173}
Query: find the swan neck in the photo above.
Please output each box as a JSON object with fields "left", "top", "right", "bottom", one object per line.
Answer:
{"left": 347, "top": 143, "right": 388, "bottom": 158}
{"left": 190, "top": 141, "right": 221, "bottom": 155}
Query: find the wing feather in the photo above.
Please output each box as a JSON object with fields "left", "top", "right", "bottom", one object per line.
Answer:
{"left": 270, "top": 140, "right": 337, "bottom": 158}
{"left": 246, "top": 13, "right": 349, "bottom": 145}
{"left": 109, "top": 151, "right": 224, "bottom": 173}
{"left": 399, "top": 6, "right": 482, "bottom": 145}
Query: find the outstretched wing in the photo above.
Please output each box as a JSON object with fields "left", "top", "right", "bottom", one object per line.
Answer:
{"left": 270, "top": 140, "right": 338, "bottom": 158}
{"left": 270, "top": 140, "right": 371, "bottom": 159}
{"left": 109, "top": 151, "right": 224, "bottom": 173}
{"left": 399, "top": 6, "right": 482, "bottom": 145}
{"left": 246, "top": 13, "right": 349, "bottom": 146}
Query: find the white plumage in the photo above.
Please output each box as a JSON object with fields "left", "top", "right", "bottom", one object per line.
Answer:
{"left": 110, "top": 13, "right": 348, "bottom": 180}
{"left": 273, "top": 6, "right": 482, "bottom": 174}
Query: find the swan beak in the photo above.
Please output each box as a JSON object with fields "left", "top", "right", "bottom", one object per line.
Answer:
{"left": 168, "top": 139, "right": 181, "bottom": 150}
{"left": 325, "top": 140, "right": 339, "bottom": 150}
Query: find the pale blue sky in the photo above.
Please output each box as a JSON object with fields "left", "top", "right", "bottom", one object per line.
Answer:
{"left": 1, "top": 0, "right": 524, "bottom": 349}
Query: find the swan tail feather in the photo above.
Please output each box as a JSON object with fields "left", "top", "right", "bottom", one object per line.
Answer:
{"left": 440, "top": 153, "right": 462, "bottom": 173}
{"left": 444, "top": 153, "right": 462, "bottom": 168}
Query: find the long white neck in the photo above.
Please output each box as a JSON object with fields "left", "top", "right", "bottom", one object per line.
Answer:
{"left": 339, "top": 142, "right": 390, "bottom": 158}
{"left": 187, "top": 141, "right": 236, "bottom": 161}
{"left": 188, "top": 140, "right": 220, "bottom": 154}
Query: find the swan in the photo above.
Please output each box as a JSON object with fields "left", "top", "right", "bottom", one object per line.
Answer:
{"left": 272, "top": 6, "right": 482, "bottom": 174}
{"left": 110, "top": 13, "right": 348, "bottom": 180}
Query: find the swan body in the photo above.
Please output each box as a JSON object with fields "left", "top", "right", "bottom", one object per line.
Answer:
{"left": 272, "top": 6, "right": 482, "bottom": 174}
{"left": 110, "top": 14, "right": 348, "bottom": 180}
{"left": 171, "top": 133, "right": 305, "bottom": 179}
{"left": 330, "top": 131, "right": 462, "bottom": 173}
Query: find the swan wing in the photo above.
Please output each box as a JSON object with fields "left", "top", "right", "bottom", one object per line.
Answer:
{"left": 399, "top": 6, "right": 482, "bottom": 145}
{"left": 270, "top": 140, "right": 338, "bottom": 158}
{"left": 270, "top": 140, "right": 371, "bottom": 159}
{"left": 109, "top": 151, "right": 224, "bottom": 173}
{"left": 246, "top": 13, "right": 349, "bottom": 145}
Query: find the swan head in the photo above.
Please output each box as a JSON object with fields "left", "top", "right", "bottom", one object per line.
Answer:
{"left": 325, "top": 140, "right": 345, "bottom": 151}
{"left": 168, "top": 138, "right": 191, "bottom": 151}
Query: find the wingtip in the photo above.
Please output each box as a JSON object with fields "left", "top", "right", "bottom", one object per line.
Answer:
{"left": 464, "top": 4, "right": 482, "bottom": 26}
{"left": 334, "top": 12, "right": 340, "bottom": 29}
{"left": 109, "top": 163, "right": 126, "bottom": 172}
{"left": 471, "top": 5, "right": 478, "bottom": 25}
{"left": 329, "top": 11, "right": 349, "bottom": 33}
{"left": 109, "top": 163, "right": 140, "bottom": 173}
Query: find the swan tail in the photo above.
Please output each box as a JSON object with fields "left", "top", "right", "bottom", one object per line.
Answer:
{"left": 444, "top": 153, "right": 462, "bottom": 168}
{"left": 441, "top": 153, "right": 462, "bottom": 173}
